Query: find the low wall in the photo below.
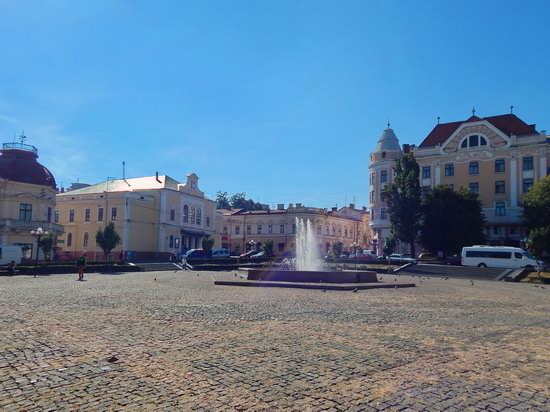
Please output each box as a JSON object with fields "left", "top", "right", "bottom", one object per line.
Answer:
{"left": 246, "top": 269, "right": 378, "bottom": 283}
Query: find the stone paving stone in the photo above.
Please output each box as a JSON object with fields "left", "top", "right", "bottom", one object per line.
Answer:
{"left": 0, "top": 271, "right": 549, "bottom": 410}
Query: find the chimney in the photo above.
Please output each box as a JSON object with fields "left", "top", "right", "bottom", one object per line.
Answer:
{"left": 296, "top": 203, "right": 302, "bottom": 208}
{"left": 362, "top": 206, "right": 367, "bottom": 211}
{"left": 277, "top": 204, "right": 285, "bottom": 210}
{"left": 402, "top": 144, "right": 410, "bottom": 154}
{"left": 155, "top": 172, "right": 161, "bottom": 183}
{"left": 331, "top": 207, "right": 337, "bottom": 212}
{"left": 349, "top": 203, "right": 355, "bottom": 209}
{"left": 288, "top": 203, "right": 294, "bottom": 209}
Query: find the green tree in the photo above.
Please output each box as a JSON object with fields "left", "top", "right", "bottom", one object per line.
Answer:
{"left": 523, "top": 175, "right": 550, "bottom": 256}
{"left": 419, "top": 186, "right": 486, "bottom": 257}
{"left": 215, "top": 191, "right": 231, "bottom": 209}
{"left": 201, "top": 236, "right": 215, "bottom": 257}
{"left": 38, "top": 233, "right": 55, "bottom": 261}
{"left": 96, "top": 222, "right": 121, "bottom": 260}
{"left": 332, "top": 242, "right": 344, "bottom": 258}
{"left": 382, "top": 236, "right": 397, "bottom": 257}
{"left": 229, "top": 192, "right": 267, "bottom": 211}
{"left": 263, "top": 239, "right": 274, "bottom": 256}
{"left": 381, "top": 153, "right": 422, "bottom": 256}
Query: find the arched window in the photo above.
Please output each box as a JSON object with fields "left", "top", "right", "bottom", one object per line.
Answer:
{"left": 183, "top": 205, "right": 189, "bottom": 223}
{"left": 190, "top": 206, "right": 196, "bottom": 224}
{"left": 460, "top": 135, "right": 488, "bottom": 149}
{"left": 169, "top": 235, "right": 174, "bottom": 248}
{"left": 67, "top": 233, "right": 72, "bottom": 247}
{"left": 83, "top": 232, "right": 89, "bottom": 247}
{"left": 196, "top": 208, "right": 201, "bottom": 225}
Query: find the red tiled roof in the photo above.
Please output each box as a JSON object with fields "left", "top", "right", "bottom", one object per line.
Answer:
{"left": 419, "top": 114, "right": 538, "bottom": 148}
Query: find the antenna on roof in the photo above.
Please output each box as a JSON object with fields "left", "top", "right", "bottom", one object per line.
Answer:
{"left": 19, "top": 130, "right": 27, "bottom": 144}
{"left": 510, "top": 105, "right": 514, "bottom": 114}
{"left": 437, "top": 116, "right": 440, "bottom": 125}
{"left": 123, "top": 161, "right": 126, "bottom": 179}
{"left": 471, "top": 107, "right": 476, "bottom": 116}
{"left": 387, "top": 118, "right": 391, "bottom": 128}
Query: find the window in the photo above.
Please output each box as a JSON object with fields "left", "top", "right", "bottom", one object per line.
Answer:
{"left": 85, "top": 209, "right": 91, "bottom": 222}
{"left": 495, "top": 159, "right": 505, "bottom": 173}
{"left": 246, "top": 225, "right": 251, "bottom": 235}
{"left": 47, "top": 207, "right": 52, "bottom": 222}
{"left": 338, "top": 227, "right": 342, "bottom": 237}
{"left": 67, "top": 233, "right": 72, "bottom": 247}
{"left": 257, "top": 225, "right": 262, "bottom": 235}
{"left": 370, "top": 172, "right": 374, "bottom": 185}
{"left": 325, "top": 225, "right": 329, "bottom": 235}
{"left": 523, "top": 156, "right": 533, "bottom": 171}
{"left": 206, "top": 216, "right": 210, "bottom": 227}
{"left": 280, "top": 224, "right": 285, "bottom": 234}
{"left": 169, "top": 235, "right": 174, "bottom": 248}
{"left": 170, "top": 209, "right": 175, "bottom": 221}
{"left": 380, "top": 171, "right": 387, "bottom": 183}
{"left": 369, "top": 191, "right": 374, "bottom": 203}
{"left": 292, "top": 224, "right": 296, "bottom": 234}
{"left": 19, "top": 203, "right": 32, "bottom": 221}
{"left": 54, "top": 209, "right": 59, "bottom": 223}
{"left": 469, "top": 161, "right": 479, "bottom": 175}
{"left": 493, "top": 226, "right": 502, "bottom": 236}
{"left": 461, "top": 134, "right": 488, "bottom": 148}
{"left": 223, "top": 226, "right": 228, "bottom": 235}
{"left": 469, "top": 182, "right": 479, "bottom": 193}
{"left": 69, "top": 209, "right": 75, "bottom": 222}
{"left": 175, "top": 237, "right": 180, "bottom": 248}
{"left": 495, "top": 202, "right": 506, "bottom": 216}
{"left": 444, "top": 163, "right": 454, "bottom": 176}
{"left": 183, "top": 205, "right": 189, "bottom": 223}
{"left": 270, "top": 225, "right": 274, "bottom": 234}
{"left": 235, "top": 226, "right": 240, "bottom": 235}
{"left": 83, "top": 232, "right": 89, "bottom": 247}
{"left": 190, "top": 206, "right": 195, "bottom": 224}
{"left": 98, "top": 207, "right": 104, "bottom": 221}
{"left": 515, "top": 252, "right": 523, "bottom": 259}
{"left": 422, "top": 166, "right": 431, "bottom": 179}
{"left": 381, "top": 208, "right": 387, "bottom": 220}
{"left": 495, "top": 181, "right": 505, "bottom": 194}
{"left": 344, "top": 228, "right": 348, "bottom": 238}
{"left": 523, "top": 178, "right": 533, "bottom": 193}
{"left": 111, "top": 207, "right": 117, "bottom": 221}
{"left": 332, "top": 226, "right": 336, "bottom": 236}
{"left": 196, "top": 208, "right": 201, "bottom": 225}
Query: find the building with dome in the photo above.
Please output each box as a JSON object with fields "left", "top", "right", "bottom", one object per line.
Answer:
{"left": 0, "top": 140, "right": 63, "bottom": 259}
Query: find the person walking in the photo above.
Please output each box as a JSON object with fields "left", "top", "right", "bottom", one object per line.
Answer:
{"left": 181, "top": 254, "right": 188, "bottom": 270}
{"left": 76, "top": 252, "right": 87, "bottom": 281}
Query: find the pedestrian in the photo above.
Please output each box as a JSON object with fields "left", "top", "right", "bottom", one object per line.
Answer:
{"left": 76, "top": 252, "right": 87, "bottom": 281}
{"left": 119, "top": 250, "right": 124, "bottom": 263}
{"left": 181, "top": 254, "right": 187, "bottom": 270}
{"left": 7, "top": 260, "right": 16, "bottom": 276}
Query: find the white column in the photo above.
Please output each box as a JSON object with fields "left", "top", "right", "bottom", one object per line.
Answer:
{"left": 434, "top": 163, "right": 441, "bottom": 186}
{"left": 510, "top": 158, "right": 518, "bottom": 207}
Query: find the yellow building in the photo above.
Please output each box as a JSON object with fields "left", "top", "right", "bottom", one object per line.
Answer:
{"left": 56, "top": 173, "right": 217, "bottom": 261}
{"left": 219, "top": 203, "right": 370, "bottom": 256}
{"left": 0, "top": 141, "right": 63, "bottom": 259}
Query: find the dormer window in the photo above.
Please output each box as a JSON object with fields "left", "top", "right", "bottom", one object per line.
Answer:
{"left": 460, "top": 134, "right": 488, "bottom": 149}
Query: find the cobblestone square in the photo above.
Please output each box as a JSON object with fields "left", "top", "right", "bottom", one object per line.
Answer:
{"left": 1, "top": 271, "right": 549, "bottom": 411}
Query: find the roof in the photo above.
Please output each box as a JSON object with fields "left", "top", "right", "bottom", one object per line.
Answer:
{"left": 419, "top": 114, "right": 538, "bottom": 148}
{"left": 0, "top": 147, "right": 57, "bottom": 189}
{"left": 374, "top": 128, "right": 401, "bottom": 152}
{"left": 58, "top": 175, "right": 181, "bottom": 196}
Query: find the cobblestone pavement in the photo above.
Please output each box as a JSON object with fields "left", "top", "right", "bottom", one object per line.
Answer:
{"left": 1, "top": 271, "right": 549, "bottom": 411}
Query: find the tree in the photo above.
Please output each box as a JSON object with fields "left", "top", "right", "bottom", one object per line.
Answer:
{"left": 523, "top": 176, "right": 550, "bottom": 256}
{"left": 381, "top": 153, "right": 422, "bottom": 256}
{"left": 382, "top": 236, "right": 397, "bottom": 257}
{"left": 263, "top": 239, "right": 274, "bottom": 256}
{"left": 38, "top": 233, "right": 55, "bottom": 261}
{"left": 229, "top": 192, "right": 266, "bottom": 211}
{"left": 215, "top": 191, "right": 231, "bottom": 209}
{"left": 332, "top": 242, "right": 343, "bottom": 258}
{"left": 201, "top": 236, "right": 215, "bottom": 257}
{"left": 96, "top": 222, "right": 121, "bottom": 260}
{"left": 419, "top": 186, "right": 485, "bottom": 257}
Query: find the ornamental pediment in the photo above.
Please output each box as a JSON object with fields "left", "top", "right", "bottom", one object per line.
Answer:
{"left": 455, "top": 150, "right": 493, "bottom": 161}
{"left": 443, "top": 123, "right": 509, "bottom": 153}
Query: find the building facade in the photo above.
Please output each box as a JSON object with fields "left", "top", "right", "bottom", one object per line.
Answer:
{"left": 56, "top": 173, "right": 218, "bottom": 261}
{"left": 369, "top": 112, "right": 550, "bottom": 252}
{"left": 219, "top": 203, "right": 370, "bottom": 256}
{"left": 0, "top": 141, "right": 63, "bottom": 259}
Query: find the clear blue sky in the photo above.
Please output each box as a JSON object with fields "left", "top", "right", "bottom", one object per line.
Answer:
{"left": 1, "top": 0, "right": 549, "bottom": 208}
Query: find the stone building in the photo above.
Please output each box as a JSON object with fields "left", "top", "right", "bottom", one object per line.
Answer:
{"left": 56, "top": 173, "right": 218, "bottom": 261}
{"left": 219, "top": 203, "right": 370, "bottom": 256}
{"left": 0, "top": 140, "right": 63, "bottom": 259}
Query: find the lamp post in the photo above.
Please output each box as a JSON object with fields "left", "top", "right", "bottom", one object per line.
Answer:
{"left": 30, "top": 227, "right": 48, "bottom": 277}
{"left": 351, "top": 241, "right": 358, "bottom": 269}
{"left": 249, "top": 239, "right": 256, "bottom": 252}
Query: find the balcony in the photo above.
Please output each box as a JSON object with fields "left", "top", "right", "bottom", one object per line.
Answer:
{"left": 483, "top": 208, "right": 521, "bottom": 225}
{"left": 0, "top": 219, "right": 64, "bottom": 233}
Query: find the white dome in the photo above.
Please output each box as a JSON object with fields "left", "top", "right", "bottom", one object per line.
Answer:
{"left": 374, "top": 128, "right": 402, "bottom": 152}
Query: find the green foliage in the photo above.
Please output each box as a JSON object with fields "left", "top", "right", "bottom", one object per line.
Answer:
{"left": 201, "top": 236, "right": 215, "bottom": 257}
{"left": 215, "top": 191, "right": 231, "bottom": 209}
{"left": 419, "top": 186, "right": 486, "bottom": 256}
{"left": 332, "top": 242, "right": 344, "bottom": 258}
{"left": 95, "top": 222, "right": 121, "bottom": 259}
{"left": 263, "top": 239, "right": 274, "bottom": 256}
{"left": 381, "top": 154, "right": 422, "bottom": 256}
{"left": 38, "top": 233, "right": 55, "bottom": 260}
{"left": 382, "top": 236, "right": 397, "bottom": 257}
{"left": 523, "top": 176, "right": 550, "bottom": 256}
{"left": 526, "top": 227, "right": 550, "bottom": 261}
{"left": 228, "top": 192, "right": 266, "bottom": 211}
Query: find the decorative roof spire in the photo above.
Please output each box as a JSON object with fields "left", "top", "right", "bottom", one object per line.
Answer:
{"left": 510, "top": 105, "right": 514, "bottom": 114}
{"left": 387, "top": 118, "right": 390, "bottom": 129}
{"left": 471, "top": 107, "right": 476, "bottom": 116}
{"left": 437, "top": 116, "right": 440, "bottom": 125}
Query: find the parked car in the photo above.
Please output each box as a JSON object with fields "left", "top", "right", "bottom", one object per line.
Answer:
{"left": 388, "top": 254, "right": 417, "bottom": 265}
{"left": 418, "top": 252, "right": 438, "bottom": 262}
{"left": 184, "top": 249, "right": 205, "bottom": 259}
{"left": 211, "top": 248, "right": 230, "bottom": 258}
{"left": 442, "top": 255, "right": 461, "bottom": 265}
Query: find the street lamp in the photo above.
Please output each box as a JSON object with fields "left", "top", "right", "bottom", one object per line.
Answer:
{"left": 30, "top": 227, "right": 48, "bottom": 276}
{"left": 249, "top": 239, "right": 256, "bottom": 252}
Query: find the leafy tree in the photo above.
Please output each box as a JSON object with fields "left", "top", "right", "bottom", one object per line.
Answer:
{"left": 419, "top": 186, "right": 485, "bottom": 257}
{"left": 215, "top": 191, "right": 231, "bottom": 209}
{"left": 523, "top": 176, "right": 550, "bottom": 256}
{"left": 229, "top": 192, "right": 266, "bottom": 211}
{"left": 263, "top": 239, "right": 274, "bottom": 256}
{"left": 381, "top": 154, "right": 422, "bottom": 256}
{"left": 382, "top": 236, "right": 397, "bottom": 257}
{"left": 332, "top": 242, "right": 343, "bottom": 258}
{"left": 96, "top": 222, "right": 121, "bottom": 260}
{"left": 38, "top": 233, "right": 55, "bottom": 261}
{"left": 201, "top": 236, "right": 215, "bottom": 257}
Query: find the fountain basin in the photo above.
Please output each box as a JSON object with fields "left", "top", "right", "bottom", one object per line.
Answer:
{"left": 246, "top": 268, "right": 378, "bottom": 283}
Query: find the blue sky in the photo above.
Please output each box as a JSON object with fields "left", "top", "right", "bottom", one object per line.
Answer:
{"left": 1, "top": 0, "right": 549, "bottom": 208}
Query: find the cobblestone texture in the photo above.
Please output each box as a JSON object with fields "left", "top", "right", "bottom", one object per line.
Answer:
{"left": 1, "top": 271, "right": 549, "bottom": 411}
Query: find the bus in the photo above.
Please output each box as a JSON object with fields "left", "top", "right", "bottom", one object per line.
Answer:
{"left": 461, "top": 246, "right": 542, "bottom": 269}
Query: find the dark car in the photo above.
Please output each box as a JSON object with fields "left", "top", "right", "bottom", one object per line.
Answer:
{"left": 442, "top": 255, "right": 461, "bottom": 265}
{"left": 184, "top": 249, "right": 205, "bottom": 259}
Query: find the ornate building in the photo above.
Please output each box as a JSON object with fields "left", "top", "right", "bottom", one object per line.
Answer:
{"left": 0, "top": 140, "right": 63, "bottom": 259}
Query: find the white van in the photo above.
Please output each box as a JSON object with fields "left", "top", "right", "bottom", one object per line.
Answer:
{"left": 461, "top": 246, "right": 542, "bottom": 269}
{"left": 0, "top": 245, "right": 24, "bottom": 265}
